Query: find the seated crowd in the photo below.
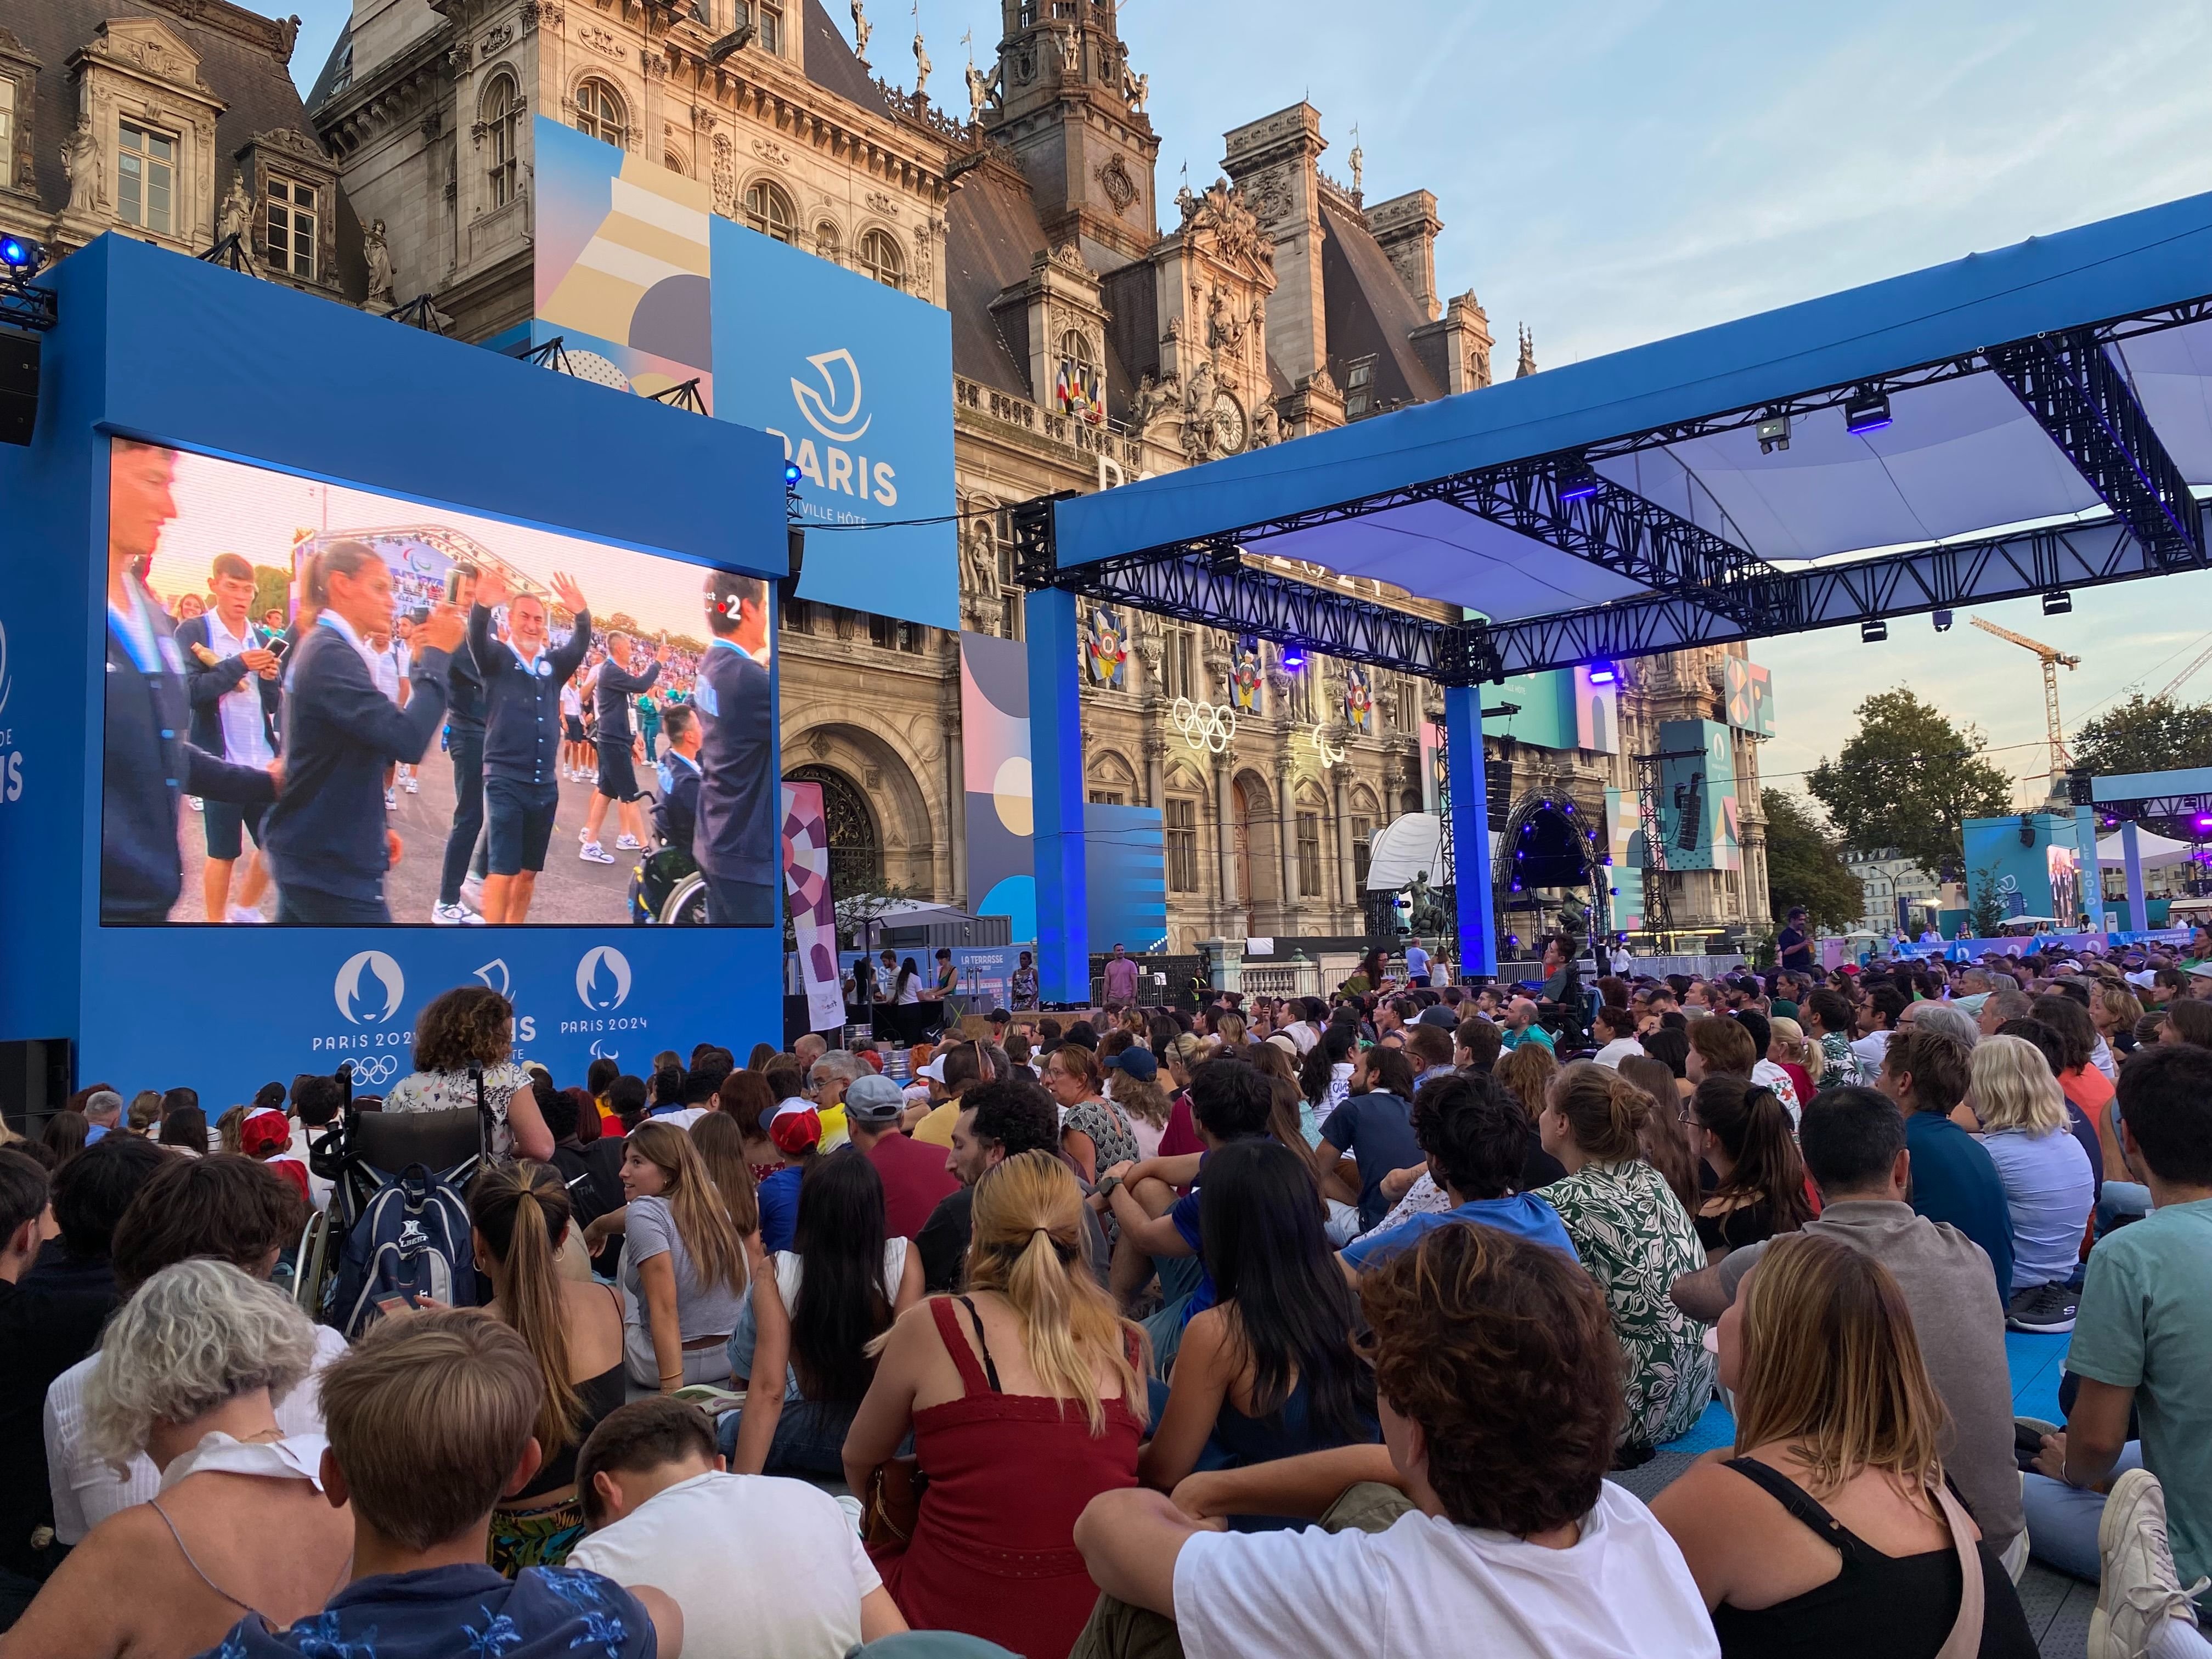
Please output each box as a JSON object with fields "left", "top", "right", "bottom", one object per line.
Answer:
{"left": 2, "top": 928, "right": 2211, "bottom": 1659}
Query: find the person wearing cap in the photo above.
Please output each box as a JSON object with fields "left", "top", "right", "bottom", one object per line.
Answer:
{"left": 238, "top": 1110, "right": 311, "bottom": 1205}
{"left": 755, "top": 1100, "right": 823, "bottom": 1254}
{"left": 843, "top": 1074, "right": 960, "bottom": 1240}
{"left": 910, "top": 1042, "right": 994, "bottom": 1149}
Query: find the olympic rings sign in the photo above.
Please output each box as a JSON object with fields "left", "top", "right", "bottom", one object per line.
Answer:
{"left": 1171, "top": 698, "right": 1237, "bottom": 754}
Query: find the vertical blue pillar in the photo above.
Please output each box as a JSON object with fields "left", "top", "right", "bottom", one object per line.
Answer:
{"left": 1026, "top": 587, "right": 1090, "bottom": 1003}
{"left": 1444, "top": 683, "right": 1496, "bottom": 977}
{"left": 2122, "top": 817, "right": 2147, "bottom": 936}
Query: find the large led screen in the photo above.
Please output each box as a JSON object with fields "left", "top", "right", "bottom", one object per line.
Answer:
{"left": 101, "top": 439, "right": 777, "bottom": 927}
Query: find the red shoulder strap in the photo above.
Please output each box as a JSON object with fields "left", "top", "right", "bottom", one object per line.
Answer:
{"left": 928, "top": 1296, "right": 992, "bottom": 1397}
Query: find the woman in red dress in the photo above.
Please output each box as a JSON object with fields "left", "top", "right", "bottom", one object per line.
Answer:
{"left": 844, "top": 1147, "right": 1149, "bottom": 1659}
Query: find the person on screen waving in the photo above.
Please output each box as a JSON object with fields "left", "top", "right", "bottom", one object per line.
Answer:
{"left": 467, "top": 567, "right": 593, "bottom": 924}
{"left": 101, "top": 441, "right": 281, "bottom": 924}
{"left": 262, "top": 541, "right": 464, "bottom": 924}
{"left": 692, "top": 571, "right": 776, "bottom": 927}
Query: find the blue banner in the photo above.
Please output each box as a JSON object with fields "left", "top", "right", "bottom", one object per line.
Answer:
{"left": 708, "top": 218, "right": 957, "bottom": 630}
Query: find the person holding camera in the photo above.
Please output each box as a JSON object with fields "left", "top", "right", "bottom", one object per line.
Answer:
{"left": 174, "top": 552, "right": 284, "bottom": 923}
{"left": 262, "top": 541, "right": 464, "bottom": 924}
{"left": 467, "top": 568, "right": 592, "bottom": 924}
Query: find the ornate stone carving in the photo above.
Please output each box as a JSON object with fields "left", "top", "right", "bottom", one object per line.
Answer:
{"left": 1096, "top": 154, "right": 1137, "bottom": 215}
{"left": 60, "top": 115, "right": 100, "bottom": 214}
{"left": 1243, "top": 163, "right": 1293, "bottom": 227}
{"left": 478, "top": 23, "right": 515, "bottom": 55}
{"left": 579, "top": 24, "right": 624, "bottom": 58}
{"left": 753, "top": 137, "right": 792, "bottom": 167}
{"left": 864, "top": 189, "right": 897, "bottom": 216}
{"left": 364, "top": 217, "right": 397, "bottom": 305}
{"left": 964, "top": 59, "right": 990, "bottom": 124}
{"left": 1205, "top": 287, "right": 1246, "bottom": 353}
{"left": 1249, "top": 398, "right": 1279, "bottom": 449}
{"left": 710, "top": 133, "right": 735, "bottom": 215}
{"left": 1123, "top": 66, "right": 1148, "bottom": 114}
{"left": 911, "top": 30, "right": 930, "bottom": 100}
{"left": 1181, "top": 177, "right": 1267, "bottom": 268}
{"left": 216, "top": 171, "right": 250, "bottom": 247}
{"left": 521, "top": 3, "right": 542, "bottom": 35}
{"left": 850, "top": 0, "right": 871, "bottom": 63}
{"left": 1128, "top": 371, "right": 1178, "bottom": 437}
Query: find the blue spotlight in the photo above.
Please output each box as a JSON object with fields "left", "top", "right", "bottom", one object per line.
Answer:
{"left": 1843, "top": 386, "right": 1891, "bottom": 435}
{"left": 1556, "top": 459, "right": 1601, "bottom": 502}
{"left": 0, "top": 235, "right": 37, "bottom": 273}
{"left": 1585, "top": 660, "right": 1618, "bottom": 685}
{"left": 1280, "top": 642, "right": 1306, "bottom": 671}
{"left": 783, "top": 461, "right": 803, "bottom": 487}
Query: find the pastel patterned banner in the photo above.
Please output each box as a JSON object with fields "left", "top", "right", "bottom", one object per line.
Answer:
{"left": 1343, "top": 664, "right": 1374, "bottom": 732}
{"left": 1724, "top": 657, "right": 1776, "bottom": 736}
{"left": 1657, "top": 719, "right": 1742, "bottom": 873}
{"left": 1602, "top": 788, "right": 1646, "bottom": 933}
{"left": 1230, "top": 635, "right": 1263, "bottom": 713}
{"left": 961, "top": 630, "right": 1036, "bottom": 945}
{"left": 782, "top": 781, "right": 845, "bottom": 1034}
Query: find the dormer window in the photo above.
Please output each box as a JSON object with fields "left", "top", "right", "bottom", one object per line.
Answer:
{"left": 266, "top": 176, "right": 317, "bottom": 279}
{"left": 117, "top": 121, "right": 176, "bottom": 233}
{"left": 1345, "top": 356, "right": 1376, "bottom": 419}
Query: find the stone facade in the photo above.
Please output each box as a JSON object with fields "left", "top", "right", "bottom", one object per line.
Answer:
{"left": 0, "top": 0, "right": 364, "bottom": 301}
{"left": 300, "top": 0, "right": 1769, "bottom": 955}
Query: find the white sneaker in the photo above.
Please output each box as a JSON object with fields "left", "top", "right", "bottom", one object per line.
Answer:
{"left": 615, "top": 834, "right": 643, "bottom": 850}
{"left": 188, "top": 797, "right": 204, "bottom": 812}
{"left": 579, "top": 842, "right": 615, "bottom": 864}
{"left": 384, "top": 788, "right": 396, "bottom": 810}
{"left": 225, "top": 904, "right": 266, "bottom": 924}
{"left": 431, "top": 901, "right": 485, "bottom": 925}
{"left": 404, "top": 773, "right": 419, "bottom": 794}
{"left": 460, "top": 875, "right": 486, "bottom": 910}
{"left": 2091, "top": 1468, "right": 2211, "bottom": 1659}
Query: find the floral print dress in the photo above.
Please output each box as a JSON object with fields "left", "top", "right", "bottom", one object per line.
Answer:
{"left": 1542, "top": 1156, "right": 1715, "bottom": 1451}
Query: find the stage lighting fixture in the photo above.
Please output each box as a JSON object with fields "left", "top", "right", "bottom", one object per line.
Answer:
{"left": 1843, "top": 386, "right": 1892, "bottom": 435}
{"left": 1756, "top": 413, "right": 1791, "bottom": 455}
{"left": 2197, "top": 814, "right": 2212, "bottom": 832}
{"left": 1280, "top": 642, "right": 1306, "bottom": 671}
{"left": 0, "top": 235, "right": 40, "bottom": 275}
{"left": 1861, "top": 619, "right": 1888, "bottom": 644}
{"left": 1932, "top": 609, "right": 1953, "bottom": 633}
{"left": 782, "top": 460, "right": 803, "bottom": 486}
{"left": 1556, "top": 458, "right": 1601, "bottom": 502}
{"left": 2043, "top": 590, "right": 2073, "bottom": 616}
{"left": 1585, "top": 660, "right": 1619, "bottom": 685}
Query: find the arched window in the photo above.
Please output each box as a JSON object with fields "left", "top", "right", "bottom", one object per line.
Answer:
{"left": 856, "top": 227, "right": 904, "bottom": 289}
{"left": 787, "top": 764, "right": 882, "bottom": 899}
{"left": 744, "top": 179, "right": 797, "bottom": 243}
{"left": 664, "top": 149, "right": 689, "bottom": 177}
{"left": 481, "top": 74, "right": 521, "bottom": 207}
{"left": 573, "top": 78, "right": 625, "bottom": 146}
{"left": 1054, "top": 328, "right": 1101, "bottom": 420}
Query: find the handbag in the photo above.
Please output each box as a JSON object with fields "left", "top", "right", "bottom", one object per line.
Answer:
{"left": 1930, "top": 1482, "right": 1986, "bottom": 1659}
{"left": 860, "top": 1454, "right": 927, "bottom": 1552}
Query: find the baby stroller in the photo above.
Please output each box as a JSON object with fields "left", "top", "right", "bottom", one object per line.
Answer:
{"left": 292, "top": 1060, "right": 495, "bottom": 1329}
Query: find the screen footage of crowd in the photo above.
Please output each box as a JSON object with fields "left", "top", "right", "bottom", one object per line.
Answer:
{"left": 100, "top": 439, "right": 778, "bottom": 928}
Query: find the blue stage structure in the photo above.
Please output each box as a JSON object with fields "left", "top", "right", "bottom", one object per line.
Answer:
{"left": 0, "top": 237, "right": 790, "bottom": 1108}
{"left": 1022, "top": 190, "right": 2212, "bottom": 986}
{"left": 2092, "top": 766, "right": 2212, "bottom": 936}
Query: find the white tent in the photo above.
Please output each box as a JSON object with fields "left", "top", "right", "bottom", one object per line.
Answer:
{"left": 2096, "top": 828, "right": 2198, "bottom": 869}
{"left": 1365, "top": 813, "right": 1444, "bottom": 891}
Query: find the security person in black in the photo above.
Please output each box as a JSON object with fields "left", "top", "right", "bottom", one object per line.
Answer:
{"left": 693, "top": 569, "right": 776, "bottom": 926}
{"left": 101, "top": 440, "right": 280, "bottom": 923}
{"left": 433, "top": 563, "right": 490, "bottom": 924}
{"left": 467, "top": 566, "right": 592, "bottom": 923}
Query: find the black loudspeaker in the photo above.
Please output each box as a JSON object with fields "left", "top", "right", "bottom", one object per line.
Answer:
{"left": 0, "top": 329, "right": 37, "bottom": 445}
{"left": 776, "top": 527, "right": 804, "bottom": 606}
{"left": 2067, "top": 770, "right": 2095, "bottom": 807}
{"left": 2019, "top": 813, "right": 2038, "bottom": 847}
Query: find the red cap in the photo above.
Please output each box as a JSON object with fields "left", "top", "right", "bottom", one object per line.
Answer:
{"left": 240, "top": 1109, "right": 292, "bottom": 1157}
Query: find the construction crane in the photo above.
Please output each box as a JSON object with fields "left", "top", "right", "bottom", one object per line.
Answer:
{"left": 1971, "top": 617, "right": 2080, "bottom": 789}
{"left": 2155, "top": 631, "right": 2212, "bottom": 702}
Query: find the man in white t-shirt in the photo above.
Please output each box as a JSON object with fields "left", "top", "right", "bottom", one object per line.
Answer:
{"left": 1073, "top": 1221, "right": 1717, "bottom": 1659}
{"left": 569, "top": 1396, "right": 906, "bottom": 1659}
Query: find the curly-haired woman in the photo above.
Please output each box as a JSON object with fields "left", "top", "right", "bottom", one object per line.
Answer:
{"left": 382, "top": 984, "right": 554, "bottom": 1162}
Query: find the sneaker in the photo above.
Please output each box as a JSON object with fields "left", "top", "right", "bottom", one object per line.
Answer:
{"left": 384, "top": 788, "right": 397, "bottom": 810}
{"left": 2008, "top": 1280, "right": 2079, "bottom": 1335}
{"left": 615, "top": 834, "right": 643, "bottom": 850}
{"left": 2090, "top": 1468, "right": 2211, "bottom": 1659}
{"left": 431, "top": 901, "right": 485, "bottom": 925}
{"left": 580, "top": 824, "right": 594, "bottom": 841}
{"left": 579, "top": 842, "right": 615, "bottom": 864}
{"left": 188, "top": 797, "right": 204, "bottom": 812}
{"left": 403, "top": 772, "right": 419, "bottom": 794}
{"left": 224, "top": 904, "right": 266, "bottom": 924}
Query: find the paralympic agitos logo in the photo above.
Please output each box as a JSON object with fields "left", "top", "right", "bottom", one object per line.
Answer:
{"left": 768, "top": 349, "right": 899, "bottom": 508}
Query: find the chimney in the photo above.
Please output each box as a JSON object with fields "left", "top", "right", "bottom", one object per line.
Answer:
{"left": 1365, "top": 190, "right": 1442, "bottom": 321}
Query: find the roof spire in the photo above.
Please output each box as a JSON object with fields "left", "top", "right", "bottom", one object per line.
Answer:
{"left": 1516, "top": 323, "right": 1537, "bottom": 378}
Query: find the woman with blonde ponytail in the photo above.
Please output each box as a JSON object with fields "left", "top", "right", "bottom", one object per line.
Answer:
{"left": 470, "top": 1160, "right": 625, "bottom": 1574}
{"left": 1538, "top": 1060, "right": 1715, "bottom": 1460}
{"left": 844, "top": 1150, "right": 1148, "bottom": 1659}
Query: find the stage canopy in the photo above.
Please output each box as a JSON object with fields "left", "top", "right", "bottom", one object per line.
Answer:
{"left": 2096, "top": 827, "right": 2196, "bottom": 868}
{"left": 1035, "top": 190, "right": 2212, "bottom": 680}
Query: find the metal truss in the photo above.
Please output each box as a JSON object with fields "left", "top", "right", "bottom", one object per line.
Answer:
{"left": 2096, "top": 792, "right": 2212, "bottom": 820}
{"left": 1476, "top": 511, "right": 2186, "bottom": 676}
{"left": 1989, "top": 328, "right": 2205, "bottom": 569}
{"left": 0, "top": 280, "right": 54, "bottom": 332}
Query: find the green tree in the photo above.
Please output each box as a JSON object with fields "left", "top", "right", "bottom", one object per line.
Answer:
{"left": 1805, "top": 689, "right": 2014, "bottom": 882}
{"left": 251, "top": 564, "right": 291, "bottom": 622}
{"left": 2071, "top": 692, "right": 2212, "bottom": 780}
{"left": 1761, "top": 789, "right": 1864, "bottom": 930}
{"left": 1968, "top": 863, "right": 2008, "bottom": 938}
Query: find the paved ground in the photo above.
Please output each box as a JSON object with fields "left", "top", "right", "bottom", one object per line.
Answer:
{"left": 1622, "top": 1330, "right": 2092, "bottom": 1658}
{"left": 164, "top": 741, "right": 657, "bottom": 925}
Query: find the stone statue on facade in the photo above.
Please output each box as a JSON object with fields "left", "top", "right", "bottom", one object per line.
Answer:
{"left": 1249, "top": 397, "right": 1278, "bottom": 448}
{"left": 62, "top": 115, "right": 101, "bottom": 216}
{"left": 965, "top": 59, "right": 989, "bottom": 124}
{"left": 850, "top": 0, "right": 871, "bottom": 62}
{"left": 1124, "top": 66, "right": 1149, "bottom": 113}
{"left": 364, "top": 218, "right": 397, "bottom": 306}
{"left": 911, "top": 30, "right": 930, "bottom": 100}
{"left": 1130, "top": 371, "right": 1178, "bottom": 437}
{"left": 216, "top": 172, "right": 251, "bottom": 250}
